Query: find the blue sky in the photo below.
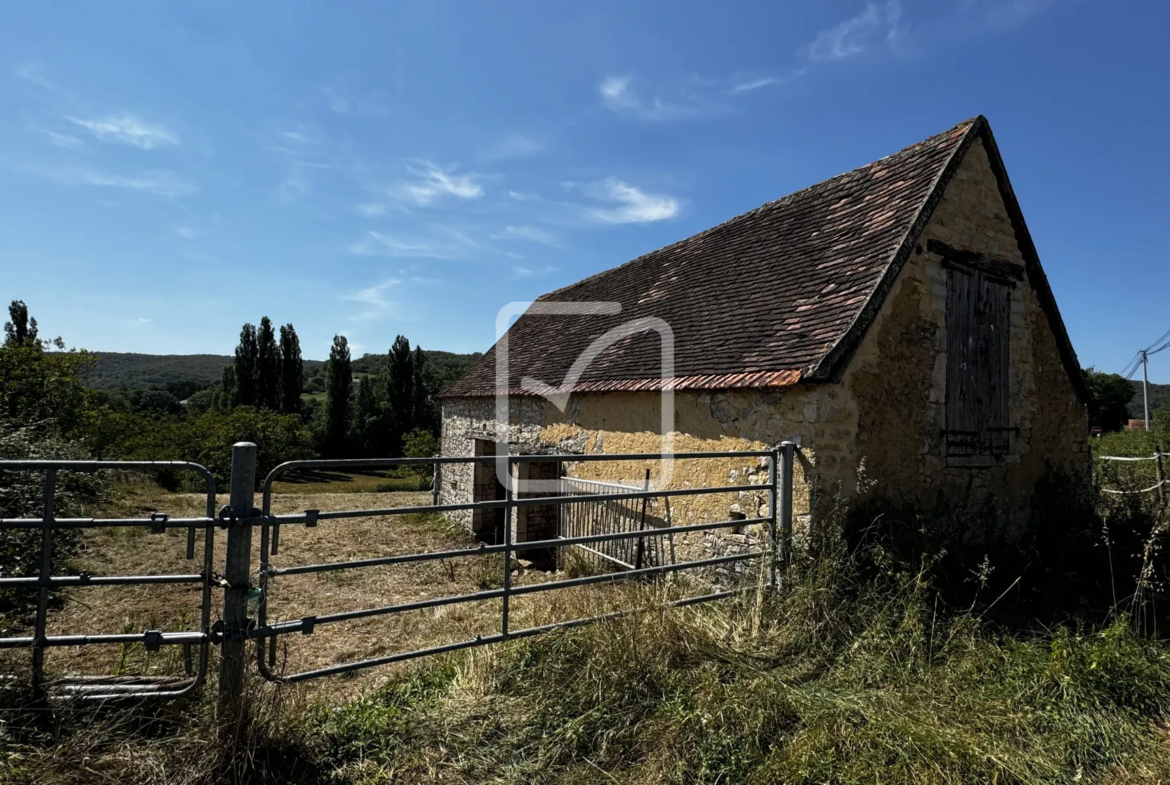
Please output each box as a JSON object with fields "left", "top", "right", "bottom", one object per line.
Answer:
{"left": 0, "top": 1, "right": 1167, "bottom": 381}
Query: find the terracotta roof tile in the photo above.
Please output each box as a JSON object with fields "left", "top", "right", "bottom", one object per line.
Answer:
{"left": 444, "top": 118, "right": 979, "bottom": 398}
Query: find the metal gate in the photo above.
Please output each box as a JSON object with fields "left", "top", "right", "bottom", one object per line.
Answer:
{"left": 0, "top": 460, "right": 216, "bottom": 699}
{"left": 0, "top": 442, "right": 798, "bottom": 705}
{"left": 250, "top": 447, "right": 796, "bottom": 684}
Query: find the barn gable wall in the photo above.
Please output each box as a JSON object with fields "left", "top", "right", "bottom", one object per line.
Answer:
{"left": 832, "top": 137, "right": 1089, "bottom": 513}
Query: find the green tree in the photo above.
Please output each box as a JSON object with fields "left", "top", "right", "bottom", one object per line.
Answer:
{"left": 386, "top": 335, "right": 414, "bottom": 455}
{"left": 412, "top": 345, "right": 436, "bottom": 434}
{"left": 3, "top": 300, "right": 38, "bottom": 347}
{"left": 217, "top": 365, "right": 237, "bottom": 411}
{"left": 352, "top": 376, "right": 381, "bottom": 456}
{"left": 323, "top": 335, "right": 352, "bottom": 457}
{"left": 402, "top": 427, "right": 439, "bottom": 482}
{"left": 279, "top": 323, "right": 303, "bottom": 414}
{"left": 184, "top": 387, "right": 218, "bottom": 416}
{"left": 233, "top": 323, "right": 259, "bottom": 407}
{"left": 1085, "top": 367, "right": 1135, "bottom": 432}
{"left": 0, "top": 303, "right": 92, "bottom": 438}
{"left": 256, "top": 316, "right": 280, "bottom": 410}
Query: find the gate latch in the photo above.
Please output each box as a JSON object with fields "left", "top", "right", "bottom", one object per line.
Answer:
{"left": 143, "top": 629, "right": 164, "bottom": 652}
{"left": 211, "top": 618, "right": 255, "bottom": 643}
{"left": 218, "top": 505, "right": 263, "bottom": 528}
{"left": 149, "top": 512, "right": 168, "bottom": 534}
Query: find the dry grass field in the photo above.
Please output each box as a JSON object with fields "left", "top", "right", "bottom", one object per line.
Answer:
{"left": 0, "top": 481, "right": 632, "bottom": 702}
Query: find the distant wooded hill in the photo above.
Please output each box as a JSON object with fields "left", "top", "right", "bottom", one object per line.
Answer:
{"left": 87, "top": 349, "right": 482, "bottom": 396}
{"left": 1130, "top": 379, "right": 1170, "bottom": 416}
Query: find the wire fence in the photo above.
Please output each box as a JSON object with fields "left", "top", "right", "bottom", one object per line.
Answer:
{"left": 1095, "top": 451, "right": 1166, "bottom": 500}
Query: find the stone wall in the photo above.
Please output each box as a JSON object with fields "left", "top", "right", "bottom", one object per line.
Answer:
{"left": 440, "top": 390, "right": 818, "bottom": 576}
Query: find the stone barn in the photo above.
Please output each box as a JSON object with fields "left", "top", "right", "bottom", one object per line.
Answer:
{"left": 438, "top": 116, "right": 1090, "bottom": 559}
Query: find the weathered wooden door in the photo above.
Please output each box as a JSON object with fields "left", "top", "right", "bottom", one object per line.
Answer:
{"left": 946, "top": 266, "right": 1011, "bottom": 456}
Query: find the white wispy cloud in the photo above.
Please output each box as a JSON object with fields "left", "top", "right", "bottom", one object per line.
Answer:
{"left": 356, "top": 202, "right": 388, "bottom": 217}
{"left": 492, "top": 225, "right": 558, "bottom": 245}
{"left": 598, "top": 74, "right": 698, "bottom": 121}
{"left": 275, "top": 168, "right": 309, "bottom": 201}
{"left": 16, "top": 63, "right": 74, "bottom": 100}
{"left": 323, "top": 85, "right": 391, "bottom": 117}
{"left": 390, "top": 163, "right": 484, "bottom": 206}
{"left": 730, "top": 76, "right": 779, "bottom": 94}
{"left": 807, "top": 1, "right": 903, "bottom": 61}
{"left": 173, "top": 225, "right": 196, "bottom": 240}
{"left": 279, "top": 129, "right": 315, "bottom": 145}
{"left": 344, "top": 278, "right": 401, "bottom": 320}
{"left": 511, "top": 265, "right": 556, "bottom": 279}
{"left": 348, "top": 229, "right": 487, "bottom": 260}
{"left": 600, "top": 75, "right": 638, "bottom": 110}
{"left": 60, "top": 168, "right": 195, "bottom": 197}
{"left": 483, "top": 131, "right": 545, "bottom": 160}
{"left": 44, "top": 130, "right": 83, "bottom": 149}
{"left": 66, "top": 114, "right": 178, "bottom": 149}
{"left": 582, "top": 179, "right": 679, "bottom": 224}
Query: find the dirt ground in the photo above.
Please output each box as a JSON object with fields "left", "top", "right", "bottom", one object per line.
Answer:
{"left": 2, "top": 483, "right": 629, "bottom": 702}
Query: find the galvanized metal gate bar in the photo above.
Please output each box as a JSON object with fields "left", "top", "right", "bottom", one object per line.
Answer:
{"left": 0, "top": 460, "right": 217, "bottom": 700}
{"left": 253, "top": 448, "right": 792, "bottom": 684}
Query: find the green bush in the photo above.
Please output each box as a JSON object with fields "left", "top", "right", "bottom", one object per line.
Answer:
{"left": 0, "top": 420, "right": 107, "bottom": 620}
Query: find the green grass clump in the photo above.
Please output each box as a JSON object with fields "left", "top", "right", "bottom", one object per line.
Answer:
{"left": 307, "top": 553, "right": 1170, "bottom": 785}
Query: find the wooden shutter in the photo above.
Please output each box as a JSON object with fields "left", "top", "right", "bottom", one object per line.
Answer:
{"left": 946, "top": 267, "right": 1011, "bottom": 456}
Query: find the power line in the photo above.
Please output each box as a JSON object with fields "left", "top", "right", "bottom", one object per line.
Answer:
{"left": 1143, "top": 327, "right": 1170, "bottom": 355}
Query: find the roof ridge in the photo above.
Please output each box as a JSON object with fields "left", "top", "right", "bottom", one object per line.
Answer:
{"left": 536, "top": 116, "right": 983, "bottom": 303}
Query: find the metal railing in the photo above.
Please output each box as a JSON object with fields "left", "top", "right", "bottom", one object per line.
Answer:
{"left": 559, "top": 477, "right": 673, "bottom": 570}
{"left": 249, "top": 446, "right": 797, "bottom": 685}
{"left": 0, "top": 460, "right": 217, "bottom": 700}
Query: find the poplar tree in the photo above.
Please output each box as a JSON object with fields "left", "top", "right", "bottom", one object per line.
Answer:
{"left": 279, "top": 323, "right": 303, "bottom": 414}
{"left": 412, "top": 345, "right": 434, "bottom": 434}
{"left": 256, "top": 316, "right": 280, "bottom": 410}
{"left": 353, "top": 375, "right": 380, "bottom": 456}
{"left": 218, "top": 366, "right": 237, "bottom": 411}
{"left": 324, "top": 335, "right": 352, "bottom": 457}
{"left": 3, "top": 301, "right": 38, "bottom": 347}
{"left": 232, "top": 323, "right": 259, "bottom": 407}
{"left": 386, "top": 335, "right": 414, "bottom": 454}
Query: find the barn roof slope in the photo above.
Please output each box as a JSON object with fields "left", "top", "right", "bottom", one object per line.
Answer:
{"left": 443, "top": 116, "right": 1085, "bottom": 401}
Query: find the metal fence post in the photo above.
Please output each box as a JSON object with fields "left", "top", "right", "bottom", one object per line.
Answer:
{"left": 767, "top": 451, "right": 779, "bottom": 589}
{"left": 219, "top": 442, "right": 256, "bottom": 723}
{"left": 501, "top": 458, "right": 513, "bottom": 637}
{"left": 1156, "top": 448, "right": 1166, "bottom": 508}
{"left": 32, "top": 468, "right": 56, "bottom": 693}
{"left": 778, "top": 441, "right": 796, "bottom": 578}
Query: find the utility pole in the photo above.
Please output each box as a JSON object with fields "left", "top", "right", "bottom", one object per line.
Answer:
{"left": 1142, "top": 350, "right": 1151, "bottom": 431}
